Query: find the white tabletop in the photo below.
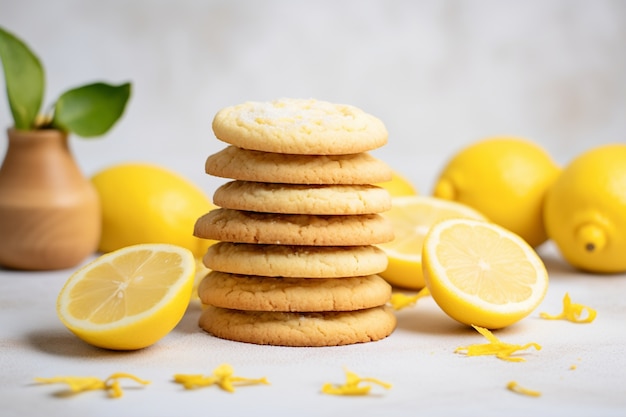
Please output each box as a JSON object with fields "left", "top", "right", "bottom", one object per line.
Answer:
{"left": 2, "top": 241, "right": 625, "bottom": 417}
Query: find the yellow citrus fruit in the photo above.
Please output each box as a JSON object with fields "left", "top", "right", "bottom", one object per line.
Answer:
{"left": 191, "top": 257, "right": 211, "bottom": 302}
{"left": 378, "top": 196, "right": 487, "bottom": 289}
{"left": 56, "top": 243, "right": 196, "bottom": 350}
{"left": 543, "top": 144, "right": 626, "bottom": 273}
{"left": 91, "top": 163, "right": 216, "bottom": 258}
{"left": 376, "top": 170, "right": 418, "bottom": 197}
{"left": 422, "top": 218, "right": 549, "bottom": 329}
{"left": 433, "top": 136, "right": 560, "bottom": 248}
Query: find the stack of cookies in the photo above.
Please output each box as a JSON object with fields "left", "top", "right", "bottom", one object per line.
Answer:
{"left": 194, "top": 98, "right": 397, "bottom": 347}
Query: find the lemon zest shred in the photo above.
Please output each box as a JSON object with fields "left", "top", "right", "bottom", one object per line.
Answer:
{"left": 540, "top": 293, "right": 597, "bottom": 323}
{"left": 455, "top": 325, "right": 542, "bottom": 362}
{"left": 321, "top": 368, "right": 392, "bottom": 396}
{"left": 506, "top": 381, "right": 541, "bottom": 397}
{"left": 173, "top": 364, "right": 269, "bottom": 393}
{"left": 389, "top": 287, "right": 430, "bottom": 310}
{"left": 34, "top": 373, "right": 150, "bottom": 398}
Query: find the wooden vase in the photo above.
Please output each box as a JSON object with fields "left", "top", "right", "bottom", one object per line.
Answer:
{"left": 0, "top": 128, "right": 101, "bottom": 270}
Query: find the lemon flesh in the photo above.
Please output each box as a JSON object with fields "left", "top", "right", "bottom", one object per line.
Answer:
{"left": 422, "top": 218, "right": 548, "bottom": 329}
{"left": 378, "top": 196, "right": 487, "bottom": 289}
{"left": 57, "top": 243, "right": 195, "bottom": 350}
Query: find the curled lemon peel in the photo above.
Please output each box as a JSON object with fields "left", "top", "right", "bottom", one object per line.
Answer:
{"left": 389, "top": 287, "right": 430, "bottom": 310}
{"left": 506, "top": 381, "right": 541, "bottom": 397}
{"left": 34, "top": 373, "right": 150, "bottom": 398}
{"left": 540, "top": 292, "right": 597, "bottom": 323}
{"left": 173, "top": 364, "right": 269, "bottom": 393}
{"left": 321, "top": 368, "right": 392, "bottom": 396}
{"left": 455, "top": 325, "right": 542, "bottom": 362}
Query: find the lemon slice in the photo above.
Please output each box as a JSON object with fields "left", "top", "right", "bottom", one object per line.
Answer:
{"left": 57, "top": 243, "right": 196, "bottom": 350}
{"left": 378, "top": 196, "right": 487, "bottom": 289}
{"left": 422, "top": 218, "right": 549, "bottom": 329}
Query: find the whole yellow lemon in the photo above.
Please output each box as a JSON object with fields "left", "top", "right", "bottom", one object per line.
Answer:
{"left": 91, "top": 163, "right": 215, "bottom": 258}
{"left": 543, "top": 144, "right": 626, "bottom": 273}
{"left": 376, "top": 170, "right": 418, "bottom": 197}
{"left": 433, "top": 136, "right": 560, "bottom": 247}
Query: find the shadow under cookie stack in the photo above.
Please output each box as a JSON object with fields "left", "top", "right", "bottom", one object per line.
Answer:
{"left": 194, "top": 98, "right": 397, "bottom": 347}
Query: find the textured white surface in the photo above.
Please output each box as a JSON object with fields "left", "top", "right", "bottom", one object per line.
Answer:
{"left": 1, "top": 242, "right": 626, "bottom": 417}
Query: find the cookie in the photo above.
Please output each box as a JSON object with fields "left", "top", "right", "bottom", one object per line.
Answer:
{"left": 205, "top": 146, "right": 392, "bottom": 185}
{"left": 212, "top": 98, "right": 388, "bottom": 155}
{"left": 204, "top": 242, "right": 388, "bottom": 278}
{"left": 199, "top": 305, "right": 397, "bottom": 347}
{"left": 194, "top": 209, "right": 394, "bottom": 246}
{"left": 198, "top": 271, "right": 392, "bottom": 312}
{"left": 212, "top": 181, "right": 391, "bottom": 215}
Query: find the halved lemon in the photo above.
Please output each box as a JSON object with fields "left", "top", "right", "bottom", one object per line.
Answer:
{"left": 422, "top": 218, "right": 549, "bottom": 329}
{"left": 378, "top": 196, "right": 487, "bottom": 289}
{"left": 57, "top": 243, "right": 196, "bottom": 350}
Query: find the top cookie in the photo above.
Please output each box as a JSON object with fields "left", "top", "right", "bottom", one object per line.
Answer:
{"left": 212, "top": 98, "right": 388, "bottom": 155}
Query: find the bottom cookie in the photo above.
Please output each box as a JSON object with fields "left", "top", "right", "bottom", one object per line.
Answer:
{"left": 199, "top": 305, "right": 397, "bottom": 347}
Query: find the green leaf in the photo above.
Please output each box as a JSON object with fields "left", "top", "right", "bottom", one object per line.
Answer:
{"left": 51, "top": 82, "right": 131, "bottom": 137}
{"left": 0, "top": 26, "right": 45, "bottom": 130}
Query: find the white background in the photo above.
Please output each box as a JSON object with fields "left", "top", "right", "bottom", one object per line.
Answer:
{"left": 1, "top": 0, "right": 625, "bottom": 194}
